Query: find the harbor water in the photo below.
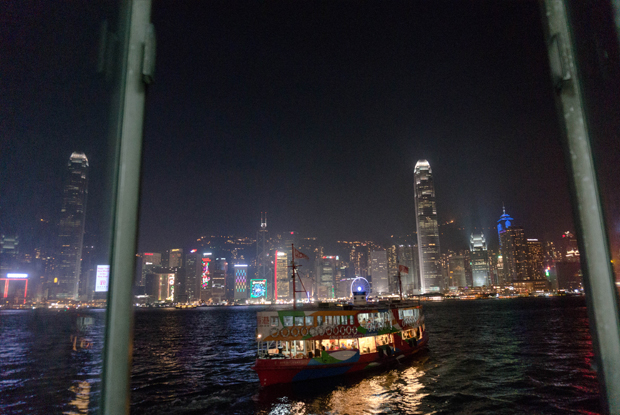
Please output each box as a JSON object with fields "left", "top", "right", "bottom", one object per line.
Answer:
{"left": 0, "top": 297, "right": 600, "bottom": 414}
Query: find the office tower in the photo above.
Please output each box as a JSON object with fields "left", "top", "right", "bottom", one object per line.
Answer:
{"left": 497, "top": 206, "right": 514, "bottom": 245}
{"left": 145, "top": 270, "right": 176, "bottom": 301}
{"left": 256, "top": 213, "right": 271, "bottom": 299}
{"left": 487, "top": 250, "right": 499, "bottom": 286}
{"left": 138, "top": 252, "right": 162, "bottom": 286}
{"left": 414, "top": 160, "right": 442, "bottom": 292}
{"left": 233, "top": 264, "right": 248, "bottom": 301}
{"left": 275, "top": 251, "right": 289, "bottom": 300}
{"left": 560, "top": 231, "right": 580, "bottom": 262}
{"left": 0, "top": 234, "right": 19, "bottom": 273}
{"left": 316, "top": 255, "right": 337, "bottom": 299}
{"left": 470, "top": 232, "right": 490, "bottom": 287}
{"left": 526, "top": 239, "right": 544, "bottom": 280}
{"left": 370, "top": 250, "right": 389, "bottom": 294}
{"left": 210, "top": 257, "right": 227, "bottom": 303}
{"left": 497, "top": 207, "right": 515, "bottom": 282}
{"left": 448, "top": 254, "right": 467, "bottom": 288}
{"left": 78, "top": 242, "right": 96, "bottom": 301}
{"left": 184, "top": 250, "right": 201, "bottom": 301}
{"left": 56, "top": 152, "right": 89, "bottom": 299}
{"left": 165, "top": 249, "right": 183, "bottom": 268}
{"left": 397, "top": 244, "right": 416, "bottom": 295}
{"left": 500, "top": 224, "right": 528, "bottom": 282}
{"left": 199, "top": 252, "right": 213, "bottom": 301}
{"left": 544, "top": 241, "right": 561, "bottom": 264}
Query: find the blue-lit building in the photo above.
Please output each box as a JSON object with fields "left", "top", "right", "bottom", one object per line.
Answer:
{"left": 497, "top": 206, "right": 514, "bottom": 247}
{"left": 497, "top": 207, "right": 528, "bottom": 283}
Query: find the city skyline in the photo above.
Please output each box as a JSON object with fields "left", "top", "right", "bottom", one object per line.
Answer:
{"left": 1, "top": 1, "right": 585, "bottom": 256}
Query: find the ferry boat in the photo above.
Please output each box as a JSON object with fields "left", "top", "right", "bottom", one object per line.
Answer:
{"left": 252, "top": 246, "right": 428, "bottom": 386}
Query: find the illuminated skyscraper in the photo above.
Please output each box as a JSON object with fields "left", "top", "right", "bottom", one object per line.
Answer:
{"left": 55, "top": 152, "right": 89, "bottom": 299}
{"left": 275, "top": 251, "right": 289, "bottom": 300}
{"left": 500, "top": 225, "right": 528, "bottom": 282}
{"left": 470, "top": 232, "right": 490, "bottom": 287}
{"left": 526, "top": 239, "right": 544, "bottom": 280}
{"left": 316, "top": 255, "right": 337, "bottom": 299}
{"left": 233, "top": 264, "right": 248, "bottom": 301}
{"left": 414, "top": 160, "right": 442, "bottom": 292}
{"left": 256, "top": 213, "right": 271, "bottom": 299}
{"left": 370, "top": 250, "right": 389, "bottom": 294}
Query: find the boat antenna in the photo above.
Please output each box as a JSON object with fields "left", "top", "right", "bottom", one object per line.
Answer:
{"left": 291, "top": 243, "right": 297, "bottom": 310}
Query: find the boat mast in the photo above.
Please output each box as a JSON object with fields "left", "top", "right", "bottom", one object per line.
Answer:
{"left": 397, "top": 254, "right": 403, "bottom": 301}
{"left": 291, "top": 243, "right": 297, "bottom": 310}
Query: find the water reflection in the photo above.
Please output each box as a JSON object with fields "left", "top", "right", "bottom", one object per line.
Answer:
{"left": 0, "top": 309, "right": 105, "bottom": 413}
{"left": 252, "top": 354, "right": 430, "bottom": 415}
{"left": 65, "top": 381, "right": 91, "bottom": 415}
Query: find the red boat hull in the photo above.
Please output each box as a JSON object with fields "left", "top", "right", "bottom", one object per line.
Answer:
{"left": 253, "top": 332, "right": 429, "bottom": 386}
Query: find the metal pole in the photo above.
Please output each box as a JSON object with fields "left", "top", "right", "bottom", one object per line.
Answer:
{"left": 542, "top": 1, "right": 620, "bottom": 412}
{"left": 291, "top": 244, "right": 296, "bottom": 310}
{"left": 101, "top": 1, "right": 152, "bottom": 414}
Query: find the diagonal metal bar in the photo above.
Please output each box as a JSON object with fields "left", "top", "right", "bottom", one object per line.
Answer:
{"left": 542, "top": 1, "right": 620, "bottom": 413}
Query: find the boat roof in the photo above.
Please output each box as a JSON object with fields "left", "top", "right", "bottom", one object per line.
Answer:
{"left": 268, "top": 299, "right": 422, "bottom": 312}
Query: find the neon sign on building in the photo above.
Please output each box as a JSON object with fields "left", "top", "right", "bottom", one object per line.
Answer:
{"left": 201, "top": 257, "right": 211, "bottom": 289}
{"left": 233, "top": 264, "right": 248, "bottom": 301}
{"left": 168, "top": 274, "right": 175, "bottom": 301}
{"left": 250, "top": 279, "right": 267, "bottom": 298}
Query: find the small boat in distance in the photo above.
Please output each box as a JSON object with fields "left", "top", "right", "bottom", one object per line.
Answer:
{"left": 252, "top": 245, "right": 428, "bottom": 386}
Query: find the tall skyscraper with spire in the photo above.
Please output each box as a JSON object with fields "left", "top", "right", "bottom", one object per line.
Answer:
{"left": 413, "top": 160, "right": 442, "bottom": 292}
{"left": 256, "top": 212, "right": 271, "bottom": 299}
{"left": 55, "top": 152, "right": 89, "bottom": 299}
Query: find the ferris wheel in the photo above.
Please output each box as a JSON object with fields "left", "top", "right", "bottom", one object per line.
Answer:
{"left": 350, "top": 277, "right": 370, "bottom": 297}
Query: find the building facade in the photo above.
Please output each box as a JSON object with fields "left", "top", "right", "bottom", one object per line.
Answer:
{"left": 55, "top": 152, "right": 89, "bottom": 299}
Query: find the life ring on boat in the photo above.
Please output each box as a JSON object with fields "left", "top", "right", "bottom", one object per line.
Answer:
{"left": 300, "top": 327, "right": 309, "bottom": 336}
{"left": 338, "top": 326, "right": 346, "bottom": 336}
{"left": 269, "top": 327, "right": 279, "bottom": 337}
{"left": 280, "top": 328, "right": 290, "bottom": 337}
{"left": 345, "top": 326, "right": 352, "bottom": 335}
{"left": 318, "top": 326, "right": 325, "bottom": 336}
{"left": 309, "top": 327, "right": 317, "bottom": 337}
{"left": 326, "top": 327, "right": 333, "bottom": 336}
{"left": 290, "top": 327, "right": 300, "bottom": 337}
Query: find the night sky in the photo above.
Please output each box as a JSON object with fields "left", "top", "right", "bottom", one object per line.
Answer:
{"left": 2, "top": 1, "right": 583, "bottom": 255}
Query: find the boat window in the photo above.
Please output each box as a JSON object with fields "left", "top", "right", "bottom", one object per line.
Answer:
{"left": 283, "top": 316, "right": 293, "bottom": 327}
{"left": 398, "top": 309, "right": 403, "bottom": 319}
{"left": 335, "top": 315, "right": 341, "bottom": 325}
{"left": 413, "top": 309, "right": 420, "bottom": 319}
{"left": 358, "top": 336, "right": 377, "bottom": 354}
{"left": 291, "top": 340, "right": 305, "bottom": 357}
{"left": 305, "top": 316, "right": 313, "bottom": 326}
{"left": 270, "top": 316, "right": 279, "bottom": 327}
{"left": 295, "top": 316, "right": 304, "bottom": 326}
{"left": 337, "top": 339, "right": 357, "bottom": 350}
{"left": 358, "top": 313, "right": 369, "bottom": 324}
{"left": 349, "top": 316, "right": 354, "bottom": 325}
{"left": 317, "top": 316, "right": 324, "bottom": 326}
{"left": 376, "top": 334, "right": 391, "bottom": 346}
{"left": 321, "top": 339, "right": 339, "bottom": 351}
{"left": 326, "top": 315, "right": 333, "bottom": 325}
